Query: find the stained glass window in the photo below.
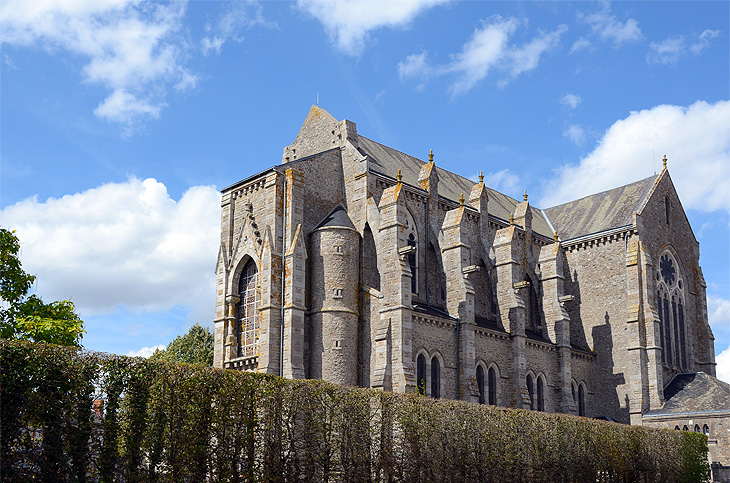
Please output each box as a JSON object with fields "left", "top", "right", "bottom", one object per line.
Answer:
{"left": 237, "top": 259, "right": 260, "bottom": 358}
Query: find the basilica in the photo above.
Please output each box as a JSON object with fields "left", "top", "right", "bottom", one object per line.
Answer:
{"left": 213, "top": 106, "right": 724, "bottom": 464}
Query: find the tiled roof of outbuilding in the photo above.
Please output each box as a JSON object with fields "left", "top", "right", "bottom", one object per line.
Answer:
{"left": 644, "top": 372, "right": 730, "bottom": 416}
{"left": 543, "top": 175, "right": 658, "bottom": 241}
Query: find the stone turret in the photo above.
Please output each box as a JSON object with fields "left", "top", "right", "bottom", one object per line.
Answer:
{"left": 309, "top": 205, "right": 360, "bottom": 385}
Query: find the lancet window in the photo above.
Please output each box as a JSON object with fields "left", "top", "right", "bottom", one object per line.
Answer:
{"left": 404, "top": 210, "right": 418, "bottom": 295}
{"left": 656, "top": 251, "right": 687, "bottom": 370}
{"left": 237, "top": 259, "right": 260, "bottom": 358}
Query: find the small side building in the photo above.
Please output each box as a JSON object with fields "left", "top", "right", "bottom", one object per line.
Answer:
{"left": 643, "top": 372, "right": 730, "bottom": 482}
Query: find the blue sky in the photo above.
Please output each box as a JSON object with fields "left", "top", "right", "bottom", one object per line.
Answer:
{"left": 1, "top": 1, "right": 728, "bottom": 379}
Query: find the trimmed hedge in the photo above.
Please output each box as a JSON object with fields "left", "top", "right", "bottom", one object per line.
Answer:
{"left": 1, "top": 340, "right": 709, "bottom": 482}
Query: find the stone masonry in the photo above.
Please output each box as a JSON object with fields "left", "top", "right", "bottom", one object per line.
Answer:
{"left": 213, "top": 107, "right": 722, "bottom": 465}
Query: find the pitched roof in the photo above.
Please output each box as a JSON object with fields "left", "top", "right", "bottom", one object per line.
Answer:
{"left": 543, "top": 175, "right": 658, "bottom": 241}
{"left": 644, "top": 372, "right": 730, "bottom": 416}
{"left": 357, "top": 135, "right": 554, "bottom": 238}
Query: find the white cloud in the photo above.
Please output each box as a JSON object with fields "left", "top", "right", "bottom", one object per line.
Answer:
{"left": 648, "top": 30, "right": 722, "bottom": 65}
{"left": 647, "top": 36, "right": 685, "bottom": 65}
{"left": 561, "top": 93, "right": 581, "bottom": 109}
{"left": 569, "top": 37, "right": 592, "bottom": 54}
{"left": 691, "top": 29, "right": 720, "bottom": 55}
{"left": 716, "top": 346, "right": 730, "bottom": 384}
{"left": 297, "top": 0, "right": 450, "bottom": 56}
{"left": 398, "top": 52, "right": 431, "bottom": 80}
{"left": 709, "top": 295, "right": 730, "bottom": 329}
{"left": 201, "top": 0, "right": 268, "bottom": 56}
{"left": 1, "top": 178, "right": 221, "bottom": 324}
{"left": 400, "top": 17, "right": 565, "bottom": 96}
{"left": 127, "top": 344, "right": 165, "bottom": 358}
{"left": 540, "top": 100, "right": 730, "bottom": 212}
{"left": 0, "top": 0, "right": 196, "bottom": 130}
{"left": 484, "top": 169, "right": 521, "bottom": 198}
{"left": 580, "top": 9, "right": 642, "bottom": 46}
{"left": 563, "top": 124, "right": 586, "bottom": 145}
{"left": 505, "top": 25, "right": 567, "bottom": 80}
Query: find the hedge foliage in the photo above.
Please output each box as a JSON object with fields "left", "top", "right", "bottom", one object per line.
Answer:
{"left": 1, "top": 340, "right": 710, "bottom": 482}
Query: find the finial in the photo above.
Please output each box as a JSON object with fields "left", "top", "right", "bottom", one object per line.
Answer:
{"left": 554, "top": 231, "right": 559, "bottom": 243}
{"left": 397, "top": 169, "right": 402, "bottom": 183}
{"left": 459, "top": 193, "right": 465, "bottom": 206}
{"left": 509, "top": 213, "right": 514, "bottom": 225}
{"left": 478, "top": 171, "right": 484, "bottom": 183}
{"left": 662, "top": 154, "right": 667, "bottom": 169}
{"left": 523, "top": 190, "right": 528, "bottom": 202}
{"left": 429, "top": 149, "right": 434, "bottom": 163}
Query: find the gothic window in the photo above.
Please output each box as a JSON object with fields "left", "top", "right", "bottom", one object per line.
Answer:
{"left": 417, "top": 354, "right": 427, "bottom": 395}
{"left": 488, "top": 366, "right": 497, "bottom": 405}
{"left": 431, "top": 356, "right": 441, "bottom": 399}
{"left": 675, "top": 426, "right": 681, "bottom": 431}
{"left": 683, "top": 425, "right": 689, "bottom": 431}
{"left": 237, "top": 259, "right": 260, "bottom": 358}
{"left": 703, "top": 424, "right": 710, "bottom": 436}
{"left": 404, "top": 210, "right": 418, "bottom": 296}
{"left": 526, "top": 374, "right": 534, "bottom": 410}
{"left": 476, "top": 365, "right": 485, "bottom": 404}
{"left": 694, "top": 424, "right": 701, "bottom": 433}
{"left": 536, "top": 376, "right": 545, "bottom": 412}
{"left": 578, "top": 383, "right": 586, "bottom": 417}
{"left": 656, "top": 250, "right": 686, "bottom": 371}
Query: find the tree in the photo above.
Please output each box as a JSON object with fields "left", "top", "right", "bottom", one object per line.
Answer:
{"left": 151, "top": 323, "right": 214, "bottom": 366}
{"left": 1, "top": 228, "right": 85, "bottom": 346}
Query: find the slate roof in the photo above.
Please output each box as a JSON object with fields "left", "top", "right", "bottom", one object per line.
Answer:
{"left": 315, "top": 205, "right": 356, "bottom": 230}
{"left": 644, "top": 372, "right": 730, "bottom": 416}
{"left": 357, "top": 135, "right": 555, "bottom": 238}
{"left": 543, "top": 175, "right": 658, "bottom": 241}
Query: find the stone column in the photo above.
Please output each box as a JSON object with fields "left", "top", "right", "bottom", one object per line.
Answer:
{"left": 224, "top": 294, "right": 240, "bottom": 363}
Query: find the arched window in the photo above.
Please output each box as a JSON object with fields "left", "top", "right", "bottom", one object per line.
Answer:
{"left": 703, "top": 424, "right": 710, "bottom": 436}
{"left": 578, "top": 384, "right": 586, "bottom": 417}
{"left": 526, "top": 374, "right": 534, "bottom": 410}
{"left": 694, "top": 424, "right": 701, "bottom": 433}
{"left": 488, "top": 366, "right": 497, "bottom": 405}
{"left": 431, "top": 356, "right": 441, "bottom": 399}
{"left": 656, "top": 251, "right": 686, "bottom": 370}
{"left": 537, "top": 376, "right": 545, "bottom": 412}
{"left": 404, "top": 210, "right": 418, "bottom": 295}
{"left": 417, "top": 354, "right": 427, "bottom": 395}
{"left": 675, "top": 426, "right": 681, "bottom": 431}
{"left": 476, "top": 365, "right": 485, "bottom": 404}
{"left": 683, "top": 425, "right": 689, "bottom": 431}
{"left": 238, "top": 259, "right": 260, "bottom": 358}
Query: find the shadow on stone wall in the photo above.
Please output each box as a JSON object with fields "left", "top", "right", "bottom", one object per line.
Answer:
{"left": 592, "top": 312, "right": 628, "bottom": 423}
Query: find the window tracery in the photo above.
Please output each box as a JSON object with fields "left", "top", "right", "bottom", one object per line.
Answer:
{"left": 237, "top": 259, "right": 260, "bottom": 358}
{"left": 655, "top": 250, "right": 686, "bottom": 370}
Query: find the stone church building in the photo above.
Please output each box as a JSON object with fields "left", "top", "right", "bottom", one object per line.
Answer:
{"left": 213, "top": 106, "right": 719, "bottom": 432}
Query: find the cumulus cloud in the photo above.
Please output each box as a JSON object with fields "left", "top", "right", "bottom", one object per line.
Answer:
{"left": 709, "top": 295, "right": 730, "bottom": 329}
{"left": 0, "top": 0, "right": 196, "bottom": 130}
{"left": 540, "top": 100, "right": 730, "bottom": 212}
{"left": 127, "top": 345, "right": 165, "bottom": 358}
{"left": 201, "top": 0, "right": 269, "bottom": 56}
{"left": 1, "top": 178, "right": 221, "bottom": 324}
{"left": 297, "top": 0, "right": 450, "bottom": 56}
{"left": 400, "top": 17, "right": 566, "bottom": 95}
{"left": 716, "top": 346, "right": 730, "bottom": 384}
{"left": 563, "top": 124, "right": 586, "bottom": 146}
{"left": 579, "top": 9, "right": 642, "bottom": 46}
{"left": 561, "top": 93, "right": 581, "bottom": 109}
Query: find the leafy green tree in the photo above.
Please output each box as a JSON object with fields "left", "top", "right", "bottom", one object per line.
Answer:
{"left": 1, "top": 228, "right": 85, "bottom": 346}
{"left": 151, "top": 323, "right": 214, "bottom": 366}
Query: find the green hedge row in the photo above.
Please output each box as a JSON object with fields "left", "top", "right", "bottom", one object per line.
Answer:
{"left": 1, "top": 340, "right": 709, "bottom": 482}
